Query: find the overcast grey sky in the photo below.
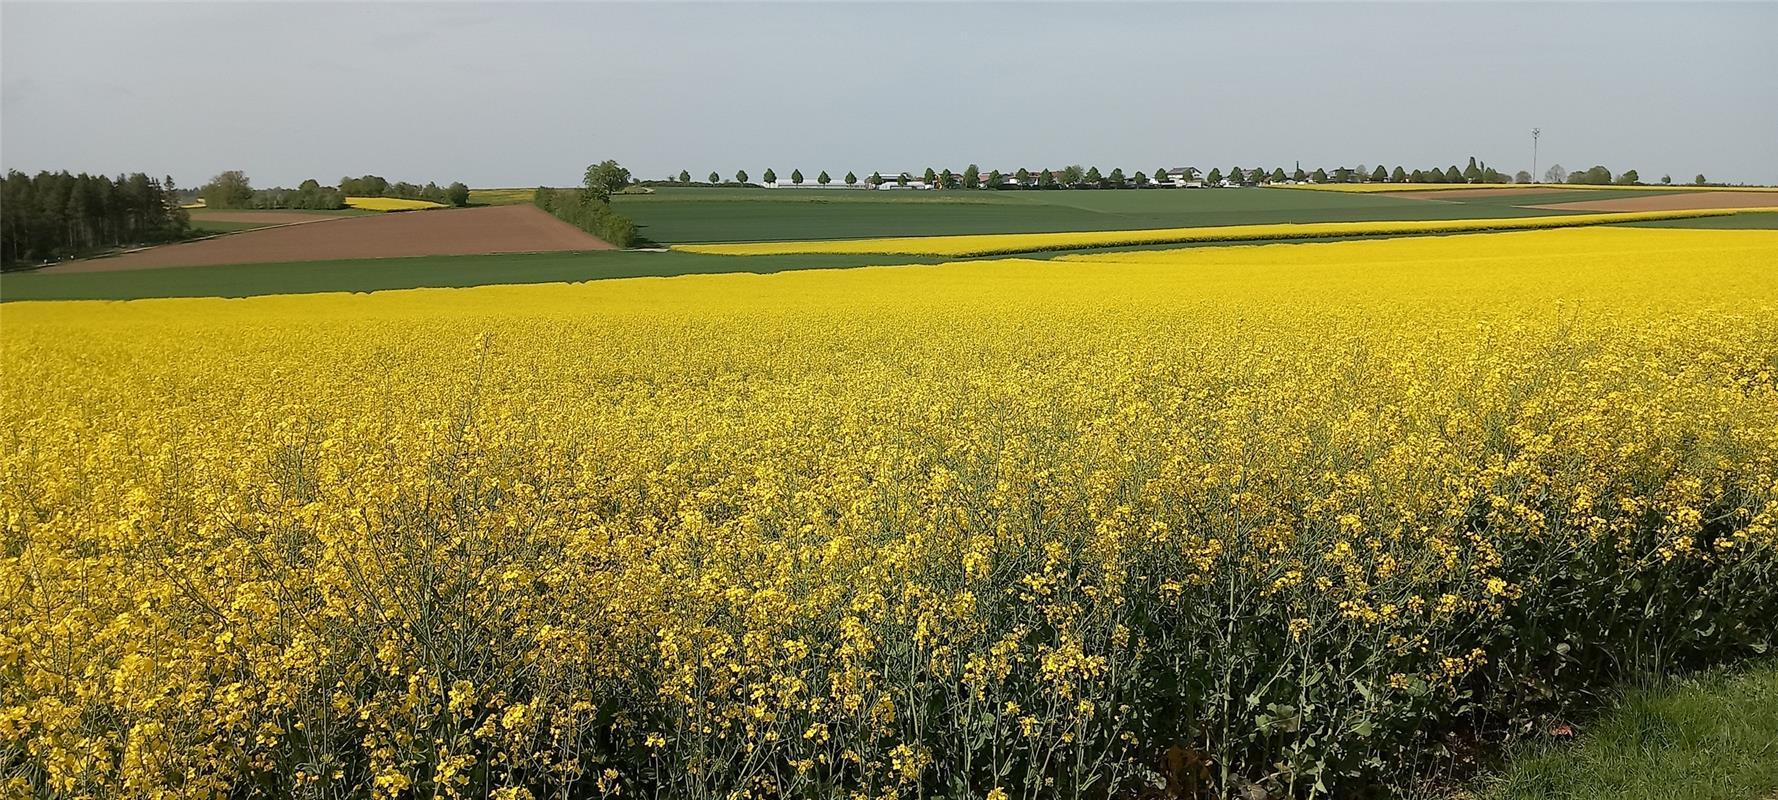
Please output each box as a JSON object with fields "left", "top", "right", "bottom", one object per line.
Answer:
{"left": 3, "top": 2, "right": 1774, "bottom": 188}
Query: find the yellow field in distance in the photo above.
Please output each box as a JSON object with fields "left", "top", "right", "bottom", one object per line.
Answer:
{"left": 467, "top": 187, "right": 537, "bottom": 205}
{"left": 1272, "top": 182, "right": 1778, "bottom": 193}
{"left": 344, "top": 196, "right": 447, "bottom": 211}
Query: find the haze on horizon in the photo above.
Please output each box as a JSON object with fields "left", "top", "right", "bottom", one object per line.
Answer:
{"left": 3, "top": 1, "right": 1775, "bottom": 189}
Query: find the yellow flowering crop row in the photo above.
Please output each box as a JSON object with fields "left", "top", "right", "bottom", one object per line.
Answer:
{"left": 1270, "top": 182, "right": 1778, "bottom": 193}
{"left": 344, "top": 195, "right": 447, "bottom": 211}
{"left": 4, "top": 227, "right": 1777, "bottom": 797}
{"left": 670, "top": 208, "right": 1764, "bottom": 257}
{"left": 466, "top": 187, "right": 537, "bottom": 206}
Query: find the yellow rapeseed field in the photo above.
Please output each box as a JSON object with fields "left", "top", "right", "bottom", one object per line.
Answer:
{"left": 671, "top": 209, "right": 1759, "bottom": 257}
{"left": 344, "top": 196, "right": 447, "bottom": 211}
{"left": 466, "top": 188, "right": 538, "bottom": 206}
{"left": 4, "top": 227, "right": 1777, "bottom": 797}
{"left": 1270, "top": 182, "right": 1778, "bottom": 194}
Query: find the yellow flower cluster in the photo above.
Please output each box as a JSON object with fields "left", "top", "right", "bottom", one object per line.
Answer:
{"left": 344, "top": 196, "right": 447, "bottom": 211}
{"left": 671, "top": 209, "right": 1763, "bottom": 257}
{"left": 1269, "top": 182, "right": 1778, "bottom": 194}
{"left": 3, "top": 227, "right": 1776, "bottom": 797}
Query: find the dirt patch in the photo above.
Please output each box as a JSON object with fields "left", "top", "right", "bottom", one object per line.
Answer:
{"left": 1523, "top": 192, "right": 1778, "bottom": 213}
{"left": 50, "top": 205, "right": 614, "bottom": 273}
{"left": 187, "top": 210, "right": 348, "bottom": 225}
{"left": 1388, "top": 188, "right": 1565, "bottom": 200}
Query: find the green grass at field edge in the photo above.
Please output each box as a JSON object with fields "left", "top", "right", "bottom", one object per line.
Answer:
{"left": 1476, "top": 661, "right": 1778, "bottom": 800}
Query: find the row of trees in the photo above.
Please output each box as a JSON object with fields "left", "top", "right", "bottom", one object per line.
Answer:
{"left": 657, "top": 156, "right": 1528, "bottom": 189}
{"left": 201, "top": 171, "right": 470, "bottom": 210}
{"left": 1, "top": 170, "right": 190, "bottom": 267}
{"left": 338, "top": 174, "right": 471, "bottom": 206}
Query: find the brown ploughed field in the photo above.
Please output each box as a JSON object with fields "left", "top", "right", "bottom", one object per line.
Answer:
{"left": 1523, "top": 191, "right": 1778, "bottom": 212}
{"left": 51, "top": 205, "right": 614, "bottom": 273}
{"left": 1388, "top": 188, "right": 1554, "bottom": 200}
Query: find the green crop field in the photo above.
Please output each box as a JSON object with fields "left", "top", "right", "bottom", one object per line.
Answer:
{"left": 1, "top": 227, "right": 1551, "bottom": 303}
{"left": 185, "top": 219, "right": 272, "bottom": 234}
{"left": 611, "top": 186, "right": 1571, "bottom": 244}
{"left": 0, "top": 250, "right": 948, "bottom": 302}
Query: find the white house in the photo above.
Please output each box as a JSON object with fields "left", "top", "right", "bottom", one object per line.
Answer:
{"left": 1157, "top": 168, "right": 1202, "bottom": 188}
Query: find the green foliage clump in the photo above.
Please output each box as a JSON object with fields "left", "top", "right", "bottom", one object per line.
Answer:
{"left": 534, "top": 187, "right": 638, "bottom": 248}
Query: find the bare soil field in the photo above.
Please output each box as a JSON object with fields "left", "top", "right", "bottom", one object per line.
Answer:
{"left": 186, "top": 210, "right": 349, "bottom": 225}
{"left": 1389, "top": 188, "right": 1556, "bottom": 200}
{"left": 1525, "top": 192, "right": 1778, "bottom": 213}
{"left": 50, "top": 205, "right": 614, "bottom": 273}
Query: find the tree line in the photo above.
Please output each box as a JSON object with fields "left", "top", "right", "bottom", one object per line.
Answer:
{"left": 1539, "top": 164, "right": 1710, "bottom": 186}
{"left": 1, "top": 170, "right": 190, "bottom": 268}
{"left": 651, "top": 155, "right": 1710, "bottom": 189}
{"left": 200, "top": 171, "right": 470, "bottom": 210}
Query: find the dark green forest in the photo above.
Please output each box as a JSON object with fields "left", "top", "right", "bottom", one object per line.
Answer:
{"left": 1, "top": 171, "right": 190, "bottom": 268}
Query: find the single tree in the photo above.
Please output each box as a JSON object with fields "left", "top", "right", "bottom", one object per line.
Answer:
{"left": 1661, "top": 174, "right": 1672, "bottom": 185}
{"left": 1694, "top": 174, "right": 1708, "bottom": 185}
{"left": 922, "top": 167, "right": 937, "bottom": 186}
{"left": 1371, "top": 165, "right": 1388, "bottom": 183}
{"left": 1333, "top": 167, "right": 1353, "bottom": 183}
{"left": 1391, "top": 166, "right": 1407, "bottom": 183}
{"left": 1544, "top": 164, "right": 1567, "bottom": 183}
{"left": 1107, "top": 167, "right": 1125, "bottom": 187}
{"left": 1133, "top": 171, "right": 1147, "bottom": 186}
{"left": 583, "top": 160, "right": 631, "bottom": 202}
{"left": 679, "top": 170, "right": 691, "bottom": 183}
{"left": 735, "top": 169, "right": 749, "bottom": 184}
{"left": 1016, "top": 168, "right": 1032, "bottom": 186}
{"left": 1513, "top": 170, "right": 1532, "bottom": 183}
{"left": 1410, "top": 169, "right": 1425, "bottom": 182}
{"left": 1040, "top": 169, "right": 1056, "bottom": 188}
{"left": 1061, "top": 165, "right": 1085, "bottom": 185}
{"left": 1085, "top": 166, "right": 1103, "bottom": 186}
{"left": 869, "top": 171, "right": 883, "bottom": 187}
{"left": 1292, "top": 167, "right": 1307, "bottom": 182}
{"left": 1463, "top": 156, "right": 1482, "bottom": 183}
{"left": 897, "top": 172, "right": 910, "bottom": 187}
{"left": 1616, "top": 169, "right": 1639, "bottom": 185}
{"left": 763, "top": 168, "right": 777, "bottom": 185}
{"left": 818, "top": 170, "right": 831, "bottom": 185}
{"left": 447, "top": 181, "right": 470, "bottom": 207}
{"left": 962, "top": 164, "right": 980, "bottom": 189}
{"left": 1311, "top": 167, "right": 1328, "bottom": 183}
{"left": 1271, "top": 168, "right": 1287, "bottom": 183}
{"left": 986, "top": 169, "right": 1003, "bottom": 188}
{"left": 709, "top": 171, "right": 721, "bottom": 184}
{"left": 200, "top": 170, "right": 254, "bottom": 209}
{"left": 1207, "top": 167, "right": 1224, "bottom": 185}
{"left": 845, "top": 171, "right": 858, "bottom": 186}
{"left": 790, "top": 169, "right": 803, "bottom": 185}
{"left": 1444, "top": 165, "right": 1462, "bottom": 183}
